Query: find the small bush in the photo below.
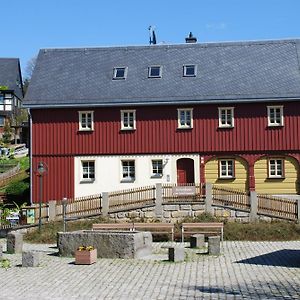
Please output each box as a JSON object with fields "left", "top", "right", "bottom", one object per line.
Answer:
{"left": 6, "top": 180, "right": 30, "bottom": 205}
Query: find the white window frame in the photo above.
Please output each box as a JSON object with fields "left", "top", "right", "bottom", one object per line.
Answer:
{"left": 219, "top": 159, "right": 235, "bottom": 179}
{"left": 183, "top": 64, "right": 197, "bottom": 77}
{"left": 151, "top": 159, "right": 163, "bottom": 178}
{"left": 268, "top": 159, "right": 284, "bottom": 178}
{"left": 113, "top": 67, "right": 128, "bottom": 80}
{"left": 121, "top": 160, "right": 135, "bottom": 182}
{"left": 218, "top": 107, "right": 234, "bottom": 128}
{"left": 177, "top": 108, "right": 193, "bottom": 129}
{"left": 148, "top": 66, "right": 162, "bottom": 78}
{"left": 267, "top": 106, "right": 284, "bottom": 127}
{"left": 81, "top": 160, "right": 95, "bottom": 182}
{"left": 79, "top": 111, "right": 94, "bottom": 131}
{"left": 121, "top": 110, "right": 136, "bottom": 130}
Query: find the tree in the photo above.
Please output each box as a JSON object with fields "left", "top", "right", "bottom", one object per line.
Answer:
{"left": 2, "top": 120, "right": 12, "bottom": 144}
{"left": 23, "top": 56, "right": 37, "bottom": 94}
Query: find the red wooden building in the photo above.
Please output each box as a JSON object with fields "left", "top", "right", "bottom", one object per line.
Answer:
{"left": 24, "top": 38, "right": 300, "bottom": 203}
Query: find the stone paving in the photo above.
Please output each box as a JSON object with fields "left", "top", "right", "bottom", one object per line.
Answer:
{"left": 0, "top": 239, "right": 299, "bottom": 299}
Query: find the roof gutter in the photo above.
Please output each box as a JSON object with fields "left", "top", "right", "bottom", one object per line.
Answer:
{"left": 23, "top": 96, "right": 300, "bottom": 109}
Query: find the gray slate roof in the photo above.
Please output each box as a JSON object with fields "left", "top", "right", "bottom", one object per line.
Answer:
{"left": 24, "top": 39, "right": 300, "bottom": 108}
{"left": 0, "top": 58, "right": 23, "bottom": 99}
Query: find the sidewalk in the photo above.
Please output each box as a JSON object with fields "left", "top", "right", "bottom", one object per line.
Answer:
{"left": 0, "top": 239, "right": 299, "bottom": 299}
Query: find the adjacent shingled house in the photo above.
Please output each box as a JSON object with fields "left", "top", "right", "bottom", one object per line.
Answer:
{"left": 24, "top": 38, "right": 300, "bottom": 203}
{"left": 0, "top": 58, "right": 24, "bottom": 140}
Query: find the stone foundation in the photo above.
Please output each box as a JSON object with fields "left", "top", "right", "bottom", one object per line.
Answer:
{"left": 57, "top": 230, "right": 152, "bottom": 259}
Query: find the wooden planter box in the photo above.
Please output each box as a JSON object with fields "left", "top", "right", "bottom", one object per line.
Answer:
{"left": 75, "top": 249, "right": 97, "bottom": 265}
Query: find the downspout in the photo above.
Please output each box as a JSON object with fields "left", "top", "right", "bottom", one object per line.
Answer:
{"left": 29, "top": 109, "right": 33, "bottom": 205}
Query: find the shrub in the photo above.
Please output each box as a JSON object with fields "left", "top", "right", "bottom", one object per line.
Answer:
{"left": 6, "top": 180, "right": 30, "bottom": 204}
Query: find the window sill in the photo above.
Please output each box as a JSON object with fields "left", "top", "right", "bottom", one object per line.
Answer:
{"left": 78, "top": 129, "right": 94, "bottom": 132}
{"left": 121, "top": 178, "right": 135, "bottom": 183}
{"left": 151, "top": 174, "right": 163, "bottom": 179}
{"left": 80, "top": 179, "right": 95, "bottom": 184}
{"left": 218, "top": 177, "right": 235, "bottom": 180}
{"left": 120, "top": 128, "right": 136, "bottom": 132}
{"left": 218, "top": 125, "right": 234, "bottom": 129}
{"left": 177, "top": 127, "right": 193, "bottom": 130}
{"left": 267, "top": 125, "right": 284, "bottom": 128}
{"left": 267, "top": 177, "right": 285, "bottom": 180}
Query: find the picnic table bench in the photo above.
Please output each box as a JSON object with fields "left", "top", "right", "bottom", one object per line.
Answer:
{"left": 92, "top": 222, "right": 174, "bottom": 241}
{"left": 181, "top": 222, "right": 224, "bottom": 242}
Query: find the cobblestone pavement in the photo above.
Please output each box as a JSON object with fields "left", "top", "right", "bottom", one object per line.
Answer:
{"left": 0, "top": 239, "right": 299, "bottom": 299}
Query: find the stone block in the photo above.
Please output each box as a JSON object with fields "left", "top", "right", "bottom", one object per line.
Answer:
{"left": 22, "top": 251, "right": 40, "bottom": 267}
{"left": 180, "top": 204, "right": 192, "bottom": 210}
{"left": 171, "top": 211, "right": 190, "bottom": 218}
{"left": 7, "top": 232, "right": 23, "bottom": 254}
{"left": 236, "top": 211, "right": 249, "bottom": 218}
{"left": 126, "top": 212, "right": 139, "bottom": 218}
{"left": 190, "top": 234, "right": 205, "bottom": 248}
{"left": 163, "top": 205, "right": 179, "bottom": 211}
{"left": 168, "top": 246, "right": 185, "bottom": 262}
{"left": 208, "top": 236, "right": 221, "bottom": 255}
{"left": 192, "top": 204, "right": 205, "bottom": 211}
{"left": 117, "top": 212, "right": 125, "bottom": 218}
{"left": 163, "top": 211, "right": 171, "bottom": 218}
{"left": 57, "top": 230, "right": 152, "bottom": 259}
{"left": 144, "top": 211, "right": 156, "bottom": 218}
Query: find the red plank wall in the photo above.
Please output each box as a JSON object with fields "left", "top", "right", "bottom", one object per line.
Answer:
{"left": 31, "top": 101, "right": 300, "bottom": 202}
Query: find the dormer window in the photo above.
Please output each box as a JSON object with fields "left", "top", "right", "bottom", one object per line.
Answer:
{"left": 113, "top": 67, "right": 127, "bottom": 80}
{"left": 148, "top": 66, "right": 162, "bottom": 78}
{"left": 183, "top": 65, "right": 197, "bottom": 77}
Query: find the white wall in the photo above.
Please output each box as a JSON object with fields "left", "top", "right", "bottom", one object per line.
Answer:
{"left": 74, "top": 154, "right": 200, "bottom": 197}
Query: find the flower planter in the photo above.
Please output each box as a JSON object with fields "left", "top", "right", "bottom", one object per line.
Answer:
{"left": 75, "top": 248, "right": 97, "bottom": 265}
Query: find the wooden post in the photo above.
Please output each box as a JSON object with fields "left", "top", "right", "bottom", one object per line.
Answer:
{"left": 297, "top": 199, "right": 300, "bottom": 224}
{"left": 102, "top": 192, "right": 109, "bottom": 217}
{"left": 205, "top": 183, "right": 213, "bottom": 214}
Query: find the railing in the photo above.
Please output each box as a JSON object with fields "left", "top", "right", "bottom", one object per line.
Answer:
{"left": 56, "top": 194, "right": 102, "bottom": 219}
{"left": 108, "top": 185, "right": 156, "bottom": 212}
{"left": 257, "top": 194, "right": 298, "bottom": 221}
{"left": 0, "top": 163, "right": 21, "bottom": 187}
{"left": 212, "top": 185, "right": 250, "bottom": 212}
{"left": 162, "top": 183, "right": 205, "bottom": 204}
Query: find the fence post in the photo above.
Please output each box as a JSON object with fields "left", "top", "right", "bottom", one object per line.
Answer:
{"left": 102, "top": 192, "right": 109, "bottom": 217}
{"left": 155, "top": 183, "right": 163, "bottom": 218}
{"left": 205, "top": 183, "right": 213, "bottom": 214}
{"left": 249, "top": 191, "right": 258, "bottom": 222}
{"left": 297, "top": 199, "right": 300, "bottom": 224}
{"left": 48, "top": 200, "right": 57, "bottom": 222}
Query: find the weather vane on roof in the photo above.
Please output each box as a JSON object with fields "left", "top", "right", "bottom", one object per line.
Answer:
{"left": 148, "top": 26, "right": 157, "bottom": 45}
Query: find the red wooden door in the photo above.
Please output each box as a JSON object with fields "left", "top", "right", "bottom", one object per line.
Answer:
{"left": 177, "top": 158, "right": 195, "bottom": 184}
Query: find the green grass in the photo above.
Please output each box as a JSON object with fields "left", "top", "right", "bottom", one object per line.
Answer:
{"left": 23, "top": 216, "right": 300, "bottom": 244}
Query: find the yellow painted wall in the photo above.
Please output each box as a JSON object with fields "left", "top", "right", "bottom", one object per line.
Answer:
{"left": 205, "top": 157, "right": 248, "bottom": 191}
{"left": 254, "top": 157, "right": 299, "bottom": 194}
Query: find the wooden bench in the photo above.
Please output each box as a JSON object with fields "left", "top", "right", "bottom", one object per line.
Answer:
{"left": 92, "top": 223, "right": 134, "bottom": 231}
{"left": 181, "top": 222, "right": 224, "bottom": 242}
{"left": 133, "top": 223, "right": 175, "bottom": 242}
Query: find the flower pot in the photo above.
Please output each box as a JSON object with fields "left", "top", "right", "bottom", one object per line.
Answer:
{"left": 75, "top": 248, "right": 97, "bottom": 265}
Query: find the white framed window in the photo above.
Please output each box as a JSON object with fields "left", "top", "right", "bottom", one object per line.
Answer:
{"left": 268, "top": 159, "right": 284, "bottom": 178}
{"left": 151, "top": 159, "right": 163, "bottom": 177}
{"left": 121, "top": 110, "right": 136, "bottom": 130}
{"left": 121, "top": 160, "right": 135, "bottom": 182}
{"left": 148, "top": 66, "right": 162, "bottom": 78}
{"left": 183, "top": 65, "right": 197, "bottom": 77}
{"left": 267, "top": 106, "right": 284, "bottom": 127}
{"left": 79, "top": 111, "right": 94, "bottom": 131}
{"left": 113, "top": 67, "right": 128, "bottom": 80}
{"left": 177, "top": 108, "right": 193, "bottom": 129}
{"left": 219, "top": 159, "right": 234, "bottom": 179}
{"left": 81, "top": 161, "right": 95, "bottom": 182}
{"left": 0, "top": 116, "right": 5, "bottom": 127}
{"left": 218, "top": 107, "right": 234, "bottom": 128}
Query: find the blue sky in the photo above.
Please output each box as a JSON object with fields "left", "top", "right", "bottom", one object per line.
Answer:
{"left": 2, "top": 0, "right": 300, "bottom": 76}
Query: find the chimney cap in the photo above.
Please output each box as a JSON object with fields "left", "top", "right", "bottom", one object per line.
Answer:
{"left": 185, "top": 32, "right": 197, "bottom": 43}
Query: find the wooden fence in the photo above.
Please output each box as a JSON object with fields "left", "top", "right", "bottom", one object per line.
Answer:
{"left": 56, "top": 194, "right": 102, "bottom": 219}
{"left": 257, "top": 194, "right": 298, "bottom": 221}
{"left": 212, "top": 185, "right": 251, "bottom": 212}
{"left": 162, "top": 183, "right": 205, "bottom": 204}
{"left": 0, "top": 163, "right": 21, "bottom": 187}
{"left": 108, "top": 185, "right": 156, "bottom": 212}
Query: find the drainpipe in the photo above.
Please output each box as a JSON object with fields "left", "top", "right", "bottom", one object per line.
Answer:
{"left": 29, "top": 109, "right": 33, "bottom": 205}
